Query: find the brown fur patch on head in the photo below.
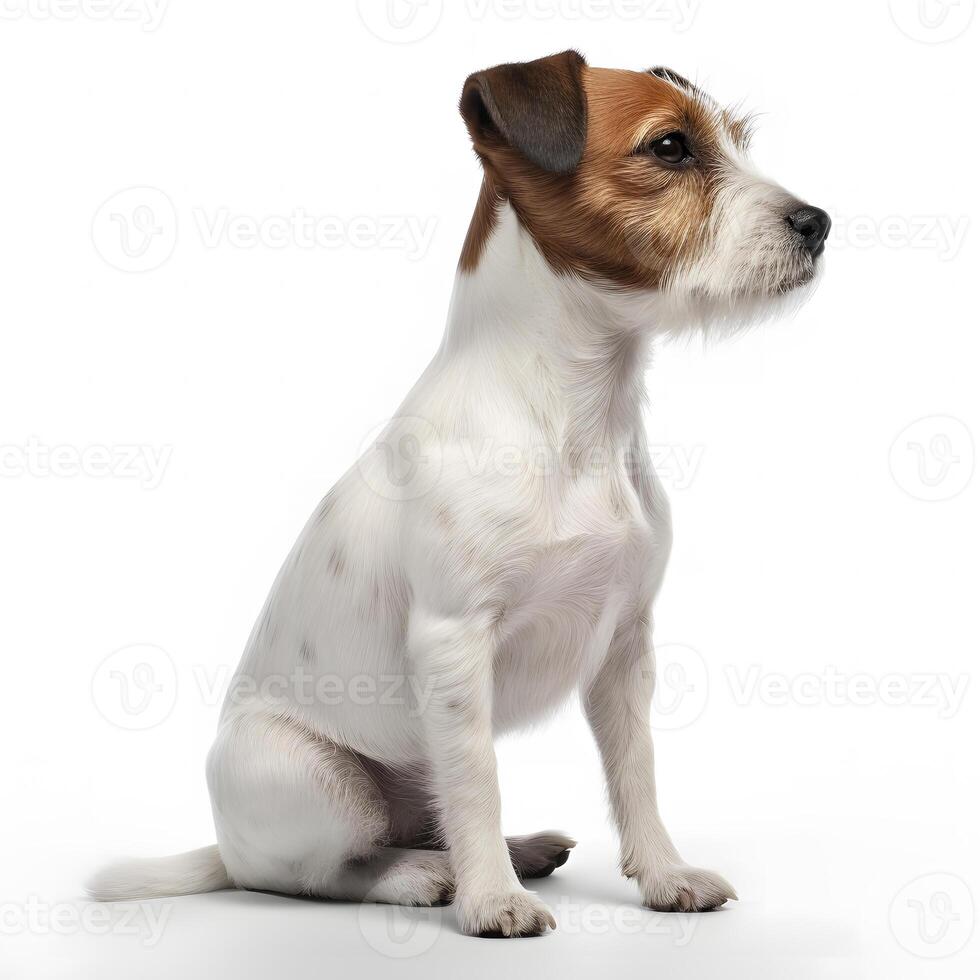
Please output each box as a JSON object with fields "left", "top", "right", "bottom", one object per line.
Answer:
{"left": 460, "top": 59, "right": 733, "bottom": 289}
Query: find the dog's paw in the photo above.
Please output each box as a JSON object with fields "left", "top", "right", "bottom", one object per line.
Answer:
{"left": 639, "top": 864, "right": 737, "bottom": 912}
{"left": 508, "top": 830, "right": 576, "bottom": 880}
{"left": 456, "top": 889, "right": 557, "bottom": 937}
{"left": 397, "top": 855, "right": 456, "bottom": 907}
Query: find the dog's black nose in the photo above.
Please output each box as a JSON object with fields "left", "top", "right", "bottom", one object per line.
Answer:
{"left": 786, "top": 205, "right": 831, "bottom": 257}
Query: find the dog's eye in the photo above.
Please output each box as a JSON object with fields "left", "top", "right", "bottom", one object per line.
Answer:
{"left": 648, "top": 132, "right": 691, "bottom": 165}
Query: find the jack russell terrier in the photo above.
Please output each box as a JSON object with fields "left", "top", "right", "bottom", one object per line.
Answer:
{"left": 90, "top": 51, "right": 829, "bottom": 938}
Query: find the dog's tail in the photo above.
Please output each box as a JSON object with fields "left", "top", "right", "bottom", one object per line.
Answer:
{"left": 86, "top": 844, "right": 232, "bottom": 901}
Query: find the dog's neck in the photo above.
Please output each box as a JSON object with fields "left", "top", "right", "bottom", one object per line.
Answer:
{"left": 438, "top": 202, "right": 651, "bottom": 455}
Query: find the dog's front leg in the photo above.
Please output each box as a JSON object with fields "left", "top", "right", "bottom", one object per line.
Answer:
{"left": 410, "top": 611, "right": 556, "bottom": 937}
{"left": 583, "top": 619, "right": 737, "bottom": 912}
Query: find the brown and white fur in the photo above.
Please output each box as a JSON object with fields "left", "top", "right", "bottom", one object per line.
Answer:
{"left": 89, "top": 52, "right": 829, "bottom": 938}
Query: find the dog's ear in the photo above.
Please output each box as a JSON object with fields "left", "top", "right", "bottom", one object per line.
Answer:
{"left": 459, "top": 50, "right": 587, "bottom": 175}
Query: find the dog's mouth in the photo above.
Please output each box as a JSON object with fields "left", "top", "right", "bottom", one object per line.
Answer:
{"left": 723, "top": 259, "right": 817, "bottom": 301}
{"left": 774, "top": 260, "right": 819, "bottom": 295}
{"left": 765, "top": 239, "right": 825, "bottom": 297}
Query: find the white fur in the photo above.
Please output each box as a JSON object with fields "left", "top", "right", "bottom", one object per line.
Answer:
{"left": 86, "top": 845, "right": 230, "bottom": 902}
{"left": 90, "top": 166, "right": 817, "bottom": 931}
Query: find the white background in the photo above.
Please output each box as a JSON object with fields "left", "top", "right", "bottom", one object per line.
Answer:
{"left": 2, "top": 1, "right": 978, "bottom": 977}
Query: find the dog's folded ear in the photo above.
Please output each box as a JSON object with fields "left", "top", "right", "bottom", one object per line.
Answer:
{"left": 459, "top": 50, "right": 588, "bottom": 175}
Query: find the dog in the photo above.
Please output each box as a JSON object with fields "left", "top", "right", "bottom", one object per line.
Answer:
{"left": 89, "top": 51, "right": 829, "bottom": 938}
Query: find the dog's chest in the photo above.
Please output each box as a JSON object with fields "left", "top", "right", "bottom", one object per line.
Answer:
{"left": 489, "top": 475, "right": 661, "bottom": 730}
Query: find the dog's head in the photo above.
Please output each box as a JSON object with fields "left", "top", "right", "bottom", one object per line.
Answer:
{"left": 460, "top": 51, "right": 829, "bottom": 326}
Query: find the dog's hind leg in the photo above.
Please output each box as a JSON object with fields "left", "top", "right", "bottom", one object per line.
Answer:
{"left": 207, "top": 711, "right": 458, "bottom": 905}
{"left": 507, "top": 832, "right": 576, "bottom": 880}
{"left": 362, "top": 760, "right": 576, "bottom": 883}
{"left": 327, "top": 848, "right": 455, "bottom": 905}
{"left": 206, "top": 711, "right": 381, "bottom": 896}
{"left": 324, "top": 834, "right": 572, "bottom": 902}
